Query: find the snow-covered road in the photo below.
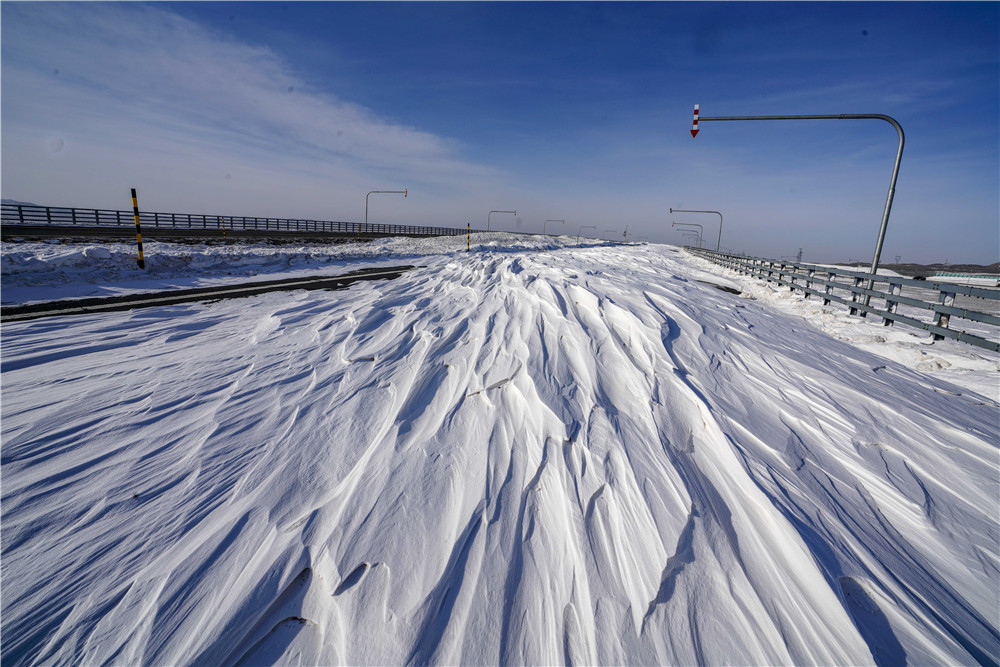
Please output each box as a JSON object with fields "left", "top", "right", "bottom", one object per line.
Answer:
{"left": 2, "top": 240, "right": 998, "bottom": 665}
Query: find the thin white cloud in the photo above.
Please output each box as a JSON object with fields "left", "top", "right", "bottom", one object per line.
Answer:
{"left": 1, "top": 3, "right": 501, "bottom": 216}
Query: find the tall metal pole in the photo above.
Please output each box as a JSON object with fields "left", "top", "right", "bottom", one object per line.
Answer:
{"left": 488, "top": 210, "right": 516, "bottom": 231}
{"left": 578, "top": 225, "right": 596, "bottom": 241}
{"left": 671, "top": 221, "right": 703, "bottom": 247}
{"left": 670, "top": 208, "right": 722, "bottom": 252}
{"left": 544, "top": 219, "right": 565, "bottom": 235}
{"left": 677, "top": 229, "right": 702, "bottom": 248}
{"left": 366, "top": 189, "right": 407, "bottom": 224}
{"left": 692, "top": 109, "right": 904, "bottom": 308}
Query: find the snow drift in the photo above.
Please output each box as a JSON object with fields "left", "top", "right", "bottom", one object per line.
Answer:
{"left": 2, "top": 239, "right": 997, "bottom": 665}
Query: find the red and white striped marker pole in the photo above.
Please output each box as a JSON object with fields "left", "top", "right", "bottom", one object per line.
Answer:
{"left": 691, "top": 104, "right": 699, "bottom": 137}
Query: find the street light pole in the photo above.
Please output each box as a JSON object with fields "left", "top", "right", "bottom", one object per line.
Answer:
{"left": 671, "top": 221, "right": 703, "bottom": 247}
{"left": 578, "top": 225, "right": 596, "bottom": 241}
{"left": 366, "top": 189, "right": 407, "bottom": 225}
{"left": 691, "top": 107, "right": 904, "bottom": 309}
{"left": 544, "top": 219, "right": 566, "bottom": 235}
{"left": 488, "top": 210, "right": 516, "bottom": 231}
{"left": 670, "top": 208, "right": 722, "bottom": 252}
{"left": 603, "top": 229, "right": 618, "bottom": 240}
{"left": 676, "top": 229, "right": 702, "bottom": 248}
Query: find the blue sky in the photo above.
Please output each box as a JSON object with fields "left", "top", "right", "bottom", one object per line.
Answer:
{"left": 3, "top": 2, "right": 997, "bottom": 263}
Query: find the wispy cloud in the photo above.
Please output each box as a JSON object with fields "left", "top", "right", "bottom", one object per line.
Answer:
{"left": 1, "top": 3, "right": 501, "bottom": 216}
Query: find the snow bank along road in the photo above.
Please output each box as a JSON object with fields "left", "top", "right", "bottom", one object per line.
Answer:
{"left": 2, "top": 242, "right": 998, "bottom": 665}
{"left": 0, "top": 265, "right": 415, "bottom": 323}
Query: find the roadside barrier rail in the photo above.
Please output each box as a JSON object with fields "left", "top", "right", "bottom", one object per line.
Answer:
{"left": 1, "top": 202, "right": 473, "bottom": 238}
{"left": 687, "top": 247, "right": 1000, "bottom": 353}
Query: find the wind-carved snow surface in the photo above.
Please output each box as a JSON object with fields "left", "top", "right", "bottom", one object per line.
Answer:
{"left": 2, "top": 242, "right": 998, "bottom": 665}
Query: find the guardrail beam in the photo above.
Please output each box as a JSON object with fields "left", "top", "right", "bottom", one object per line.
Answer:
{"left": 685, "top": 247, "right": 999, "bottom": 353}
{"left": 1, "top": 202, "right": 481, "bottom": 240}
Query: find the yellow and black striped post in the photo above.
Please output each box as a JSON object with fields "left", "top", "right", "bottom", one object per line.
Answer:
{"left": 467, "top": 222, "right": 470, "bottom": 252}
{"left": 131, "top": 188, "right": 145, "bottom": 269}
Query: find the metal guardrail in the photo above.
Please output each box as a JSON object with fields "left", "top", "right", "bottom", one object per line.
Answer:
{"left": 1, "top": 203, "right": 474, "bottom": 238}
{"left": 687, "top": 247, "right": 1000, "bottom": 353}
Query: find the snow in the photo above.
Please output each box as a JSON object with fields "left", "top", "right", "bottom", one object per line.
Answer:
{"left": 681, "top": 253, "right": 999, "bottom": 398}
{"left": 2, "top": 235, "right": 998, "bottom": 665}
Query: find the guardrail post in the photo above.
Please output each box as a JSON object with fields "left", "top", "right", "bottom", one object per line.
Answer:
{"left": 932, "top": 290, "right": 957, "bottom": 339}
{"left": 45, "top": 207, "right": 52, "bottom": 225}
{"left": 823, "top": 272, "right": 835, "bottom": 305}
{"left": 883, "top": 281, "right": 901, "bottom": 326}
{"left": 804, "top": 268, "right": 814, "bottom": 298}
{"left": 849, "top": 276, "right": 864, "bottom": 314}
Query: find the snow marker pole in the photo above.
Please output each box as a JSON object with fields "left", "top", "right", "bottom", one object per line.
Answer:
{"left": 131, "top": 188, "right": 145, "bottom": 269}
{"left": 467, "top": 222, "right": 470, "bottom": 252}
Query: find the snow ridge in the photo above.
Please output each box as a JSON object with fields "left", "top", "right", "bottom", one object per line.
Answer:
{"left": 2, "top": 243, "right": 997, "bottom": 665}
